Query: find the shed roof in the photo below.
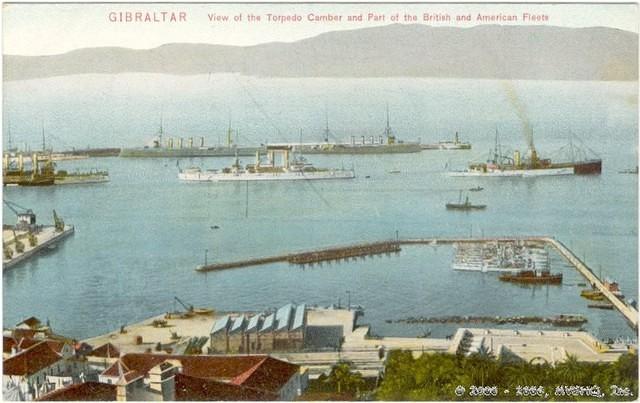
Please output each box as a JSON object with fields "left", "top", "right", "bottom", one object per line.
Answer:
{"left": 229, "top": 315, "right": 246, "bottom": 334}
{"left": 275, "top": 304, "right": 293, "bottom": 331}
{"left": 291, "top": 304, "right": 306, "bottom": 330}
{"left": 259, "top": 314, "right": 275, "bottom": 333}
{"left": 210, "top": 315, "right": 231, "bottom": 335}
{"left": 246, "top": 315, "right": 261, "bottom": 332}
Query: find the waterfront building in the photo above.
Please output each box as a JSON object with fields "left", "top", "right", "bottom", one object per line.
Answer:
{"left": 209, "top": 303, "right": 307, "bottom": 354}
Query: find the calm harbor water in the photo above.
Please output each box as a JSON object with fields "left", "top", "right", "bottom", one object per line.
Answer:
{"left": 3, "top": 74, "right": 638, "bottom": 341}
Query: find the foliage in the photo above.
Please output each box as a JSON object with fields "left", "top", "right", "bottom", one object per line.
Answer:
{"left": 306, "top": 362, "right": 369, "bottom": 400}
{"left": 376, "top": 350, "right": 638, "bottom": 401}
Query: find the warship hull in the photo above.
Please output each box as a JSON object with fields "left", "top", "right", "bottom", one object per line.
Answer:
{"left": 119, "top": 146, "right": 265, "bottom": 158}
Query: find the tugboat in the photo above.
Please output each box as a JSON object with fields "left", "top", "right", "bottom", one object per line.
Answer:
{"left": 179, "top": 145, "right": 355, "bottom": 182}
{"left": 446, "top": 191, "right": 486, "bottom": 211}
{"left": 469, "top": 186, "right": 484, "bottom": 192}
{"left": 499, "top": 269, "right": 563, "bottom": 284}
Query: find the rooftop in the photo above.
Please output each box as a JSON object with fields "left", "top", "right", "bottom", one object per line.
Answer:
{"left": 102, "top": 353, "right": 299, "bottom": 395}
{"left": 36, "top": 382, "right": 117, "bottom": 401}
{"left": 3, "top": 340, "right": 62, "bottom": 377}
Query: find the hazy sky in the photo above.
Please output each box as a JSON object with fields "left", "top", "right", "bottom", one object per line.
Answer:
{"left": 3, "top": 2, "right": 638, "bottom": 55}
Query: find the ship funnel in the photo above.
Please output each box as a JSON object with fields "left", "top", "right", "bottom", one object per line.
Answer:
{"left": 361, "top": 136, "right": 365, "bottom": 145}
{"left": 167, "top": 138, "right": 173, "bottom": 149}
{"left": 514, "top": 150, "right": 521, "bottom": 167}
{"left": 178, "top": 138, "right": 183, "bottom": 149}
{"left": 3, "top": 154, "right": 8, "bottom": 171}
{"left": 200, "top": 137, "right": 205, "bottom": 147}
{"left": 188, "top": 137, "right": 193, "bottom": 148}
{"left": 379, "top": 136, "right": 383, "bottom": 144}
{"left": 18, "top": 154, "right": 24, "bottom": 171}
{"left": 369, "top": 136, "right": 374, "bottom": 145}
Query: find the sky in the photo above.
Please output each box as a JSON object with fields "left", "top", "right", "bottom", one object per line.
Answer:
{"left": 2, "top": 2, "right": 639, "bottom": 56}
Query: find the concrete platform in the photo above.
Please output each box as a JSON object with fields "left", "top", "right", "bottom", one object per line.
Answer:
{"left": 3, "top": 225, "right": 74, "bottom": 270}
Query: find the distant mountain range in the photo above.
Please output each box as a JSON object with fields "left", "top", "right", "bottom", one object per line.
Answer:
{"left": 3, "top": 24, "right": 638, "bottom": 81}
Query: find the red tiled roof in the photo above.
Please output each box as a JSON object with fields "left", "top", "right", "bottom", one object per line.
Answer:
{"left": 36, "top": 382, "right": 117, "bottom": 401}
{"left": 3, "top": 341, "right": 62, "bottom": 376}
{"left": 174, "top": 373, "right": 277, "bottom": 401}
{"left": 18, "top": 337, "right": 40, "bottom": 351}
{"left": 102, "top": 354, "right": 270, "bottom": 381}
{"left": 89, "top": 343, "right": 120, "bottom": 358}
{"left": 101, "top": 353, "right": 299, "bottom": 395}
{"left": 231, "top": 356, "right": 299, "bottom": 393}
{"left": 3, "top": 336, "right": 17, "bottom": 354}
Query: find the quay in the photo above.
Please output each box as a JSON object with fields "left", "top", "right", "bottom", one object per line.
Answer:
{"left": 196, "top": 241, "right": 401, "bottom": 272}
{"left": 3, "top": 225, "right": 74, "bottom": 270}
{"left": 194, "top": 236, "right": 638, "bottom": 330}
{"left": 82, "top": 305, "right": 630, "bottom": 380}
{"left": 545, "top": 237, "right": 638, "bottom": 329}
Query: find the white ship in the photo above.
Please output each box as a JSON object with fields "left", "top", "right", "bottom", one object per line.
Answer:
{"left": 178, "top": 145, "right": 355, "bottom": 182}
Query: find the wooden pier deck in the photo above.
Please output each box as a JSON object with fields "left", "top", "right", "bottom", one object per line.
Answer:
{"left": 544, "top": 237, "right": 638, "bottom": 329}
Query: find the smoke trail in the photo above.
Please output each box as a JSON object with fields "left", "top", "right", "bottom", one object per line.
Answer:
{"left": 501, "top": 81, "right": 534, "bottom": 150}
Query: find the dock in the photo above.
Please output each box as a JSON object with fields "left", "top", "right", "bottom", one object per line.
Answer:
{"left": 3, "top": 225, "right": 74, "bottom": 270}
{"left": 545, "top": 237, "right": 638, "bottom": 329}
{"left": 195, "top": 236, "right": 638, "bottom": 330}
{"left": 196, "top": 241, "right": 400, "bottom": 272}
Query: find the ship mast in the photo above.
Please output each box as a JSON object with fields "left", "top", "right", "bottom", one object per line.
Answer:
{"left": 7, "top": 120, "right": 13, "bottom": 151}
{"left": 384, "top": 103, "right": 395, "bottom": 144}
{"left": 41, "top": 123, "right": 46, "bottom": 152}
{"left": 323, "top": 107, "right": 330, "bottom": 143}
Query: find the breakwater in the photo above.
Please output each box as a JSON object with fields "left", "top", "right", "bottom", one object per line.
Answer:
{"left": 388, "top": 314, "right": 588, "bottom": 327}
{"left": 196, "top": 241, "right": 401, "bottom": 272}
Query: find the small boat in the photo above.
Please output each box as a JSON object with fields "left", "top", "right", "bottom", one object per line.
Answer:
{"left": 580, "top": 290, "right": 605, "bottom": 301}
{"left": 469, "top": 186, "right": 484, "bottom": 192}
{"left": 388, "top": 169, "right": 401, "bottom": 174}
{"left": 499, "top": 270, "right": 562, "bottom": 284}
{"left": 446, "top": 191, "right": 486, "bottom": 211}
{"left": 588, "top": 303, "right": 614, "bottom": 310}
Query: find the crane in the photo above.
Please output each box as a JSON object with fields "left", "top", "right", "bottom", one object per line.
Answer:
{"left": 3, "top": 199, "right": 33, "bottom": 217}
{"left": 52, "top": 210, "right": 64, "bottom": 232}
{"left": 3, "top": 199, "right": 36, "bottom": 232}
{"left": 174, "top": 296, "right": 194, "bottom": 313}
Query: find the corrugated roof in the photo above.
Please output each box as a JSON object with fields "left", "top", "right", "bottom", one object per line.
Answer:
{"left": 246, "top": 315, "right": 261, "bottom": 332}
{"left": 275, "top": 304, "right": 293, "bottom": 331}
{"left": 259, "top": 314, "right": 274, "bottom": 333}
{"left": 229, "top": 315, "right": 246, "bottom": 334}
{"left": 291, "top": 304, "right": 306, "bottom": 330}
{"left": 211, "top": 315, "right": 231, "bottom": 335}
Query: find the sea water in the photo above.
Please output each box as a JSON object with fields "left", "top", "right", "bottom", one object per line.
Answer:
{"left": 3, "top": 74, "right": 637, "bottom": 341}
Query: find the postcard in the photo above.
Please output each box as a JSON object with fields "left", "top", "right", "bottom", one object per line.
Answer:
{"left": 2, "top": 1, "right": 638, "bottom": 401}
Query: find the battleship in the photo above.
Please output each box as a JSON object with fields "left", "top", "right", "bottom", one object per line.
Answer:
{"left": 178, "top": 145, "right": 355, "bottom": 182}
{"left": 449, "top": 130, "right": 602, "bottom": 177}
{"left": 283, "top": 107, "right": 421, "bottom": 155}
{"left": 119, "top": 123, "right": 264, "bottom": 158}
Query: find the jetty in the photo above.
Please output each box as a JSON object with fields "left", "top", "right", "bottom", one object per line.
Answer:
{"left": 196, "top": 241, "right": 401, "bottom": 272}
{"left": 3, "top": 225, "right": 74, "bottom": 270}
{"left": 195, "top": 236, "right": 637, "bottom": 330}
{"left": 545, "top": 237, "right": 638, "bottom": 329}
